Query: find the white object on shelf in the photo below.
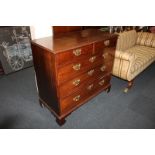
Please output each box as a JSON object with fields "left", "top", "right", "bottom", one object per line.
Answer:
{"left": 30, "top": 26, "right": 52, "bottom": 40}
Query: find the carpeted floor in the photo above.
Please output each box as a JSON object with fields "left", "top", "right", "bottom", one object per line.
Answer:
{"left": 0, "top": 63, "right": 155, "bottom": 129}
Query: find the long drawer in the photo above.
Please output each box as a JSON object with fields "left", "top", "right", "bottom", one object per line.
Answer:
{"left": 59, "top": 64, "right": 109, "bottom": 98}
{"left": 57, "top": 54, "right": 104, "bottom": 85}
{"left": 60, "top": 74, "right": 111, "bottom": 114}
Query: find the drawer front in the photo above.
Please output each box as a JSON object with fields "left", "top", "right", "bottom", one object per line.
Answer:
{"left": 94, "top": 40, "right": 105, "bottom": 55}
{"left": 103, "top": 38, "right": 117, "bottom": 48}
{"left": 60, "top": 74, "right": 111, "bottom": 114}
{"left": 94, "top": 38, "right": 117, "bottom": 53}
{"left": 93, "top": 74, "right": 111, "bottom": 91}
{"left": 59, "top": 63, "right": 109, "bottom": 98}
{"left": 102, "top": 48, "right": 115, "bottom": 73}
{"left": 56, "top": 44, "right": 93, "bottom": 66}
{"left": 58, "top": 54, "right": 103, "bottom": 84}
{"left": 108, "top": 38, "right": 117, "bottom": 47}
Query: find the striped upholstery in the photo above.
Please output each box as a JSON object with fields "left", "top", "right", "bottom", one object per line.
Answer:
{"left": 112, "top": 30, "right": 155, "bottom": 81}
{"left": 136, "top": 32, "right": 155, "bottom": 47}
{"left": 112, "top": 50, "right": 137, "bottom": 81}
{"left": 116, "top": 30, "right": 137, "bottom": 51}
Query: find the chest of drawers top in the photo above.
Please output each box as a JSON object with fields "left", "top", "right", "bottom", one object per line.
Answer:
{"left": 32, "top": 29, "right": 117, "bottom": 53}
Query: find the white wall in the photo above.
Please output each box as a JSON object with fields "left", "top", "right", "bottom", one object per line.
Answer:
{"left": 30, "top": 26, "right": 53, "bottom": 40}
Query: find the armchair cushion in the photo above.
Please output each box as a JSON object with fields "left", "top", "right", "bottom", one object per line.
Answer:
{"left": 136, "top": 32, "right": 155, "bottom": 48}
{"left": 127, "top": 45, "right": 155, "bottom": 74}
{"left": 116, "top": 30, "right": 137, "bottom": 51}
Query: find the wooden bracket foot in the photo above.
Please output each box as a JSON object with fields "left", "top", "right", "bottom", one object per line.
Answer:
{"left": 56, "top": 118, "right": 66, "bottom": 126}
{"left": 106, "top": 85, "right": 111, "bottom": 93}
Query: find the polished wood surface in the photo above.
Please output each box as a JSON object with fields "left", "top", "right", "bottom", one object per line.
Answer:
{"left": 60, "top": 73, "right": 111, "bottom": 114}
{"left": 31, "top": 29, "right": 118, "bottom": 125}
{"left": 32, "top": 29, "right": 117, "bottom": 53}
{"left": 56, "top": 44, "right": 93, "bottom": 66}
{"left": 57, "top": 56, "right": 103, "bottom": 84}
{"left": 59, "top": 64, "right": 107, "bottom": 98}
{"left": 53, "top": 26, "right": 82, "bottom": 36}
{"left": 31, "top": 43, "right": 60, "bottom": 114}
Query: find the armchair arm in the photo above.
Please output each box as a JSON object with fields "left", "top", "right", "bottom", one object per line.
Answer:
{"left": 115, "top": 50, "right": 137, "bottom": 61}
{"left": 113, "top": 50, "right": 138, "bottom": 81}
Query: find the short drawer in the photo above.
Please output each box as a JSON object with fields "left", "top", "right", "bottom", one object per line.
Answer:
{"left": 103, "top": 38, "right": 117, "bottom": 48}
{"left": 102, "top": 49, "right": 115, "bottom": 73}
{"left": 56, "top": 44, "right": 93, "bottom": 66}
{"left": 94, "top": 40, "right": 105, "bottom": 55}
{"left": 57, "top": 55, "right": 103, "bottom": 84}
{"left": 108, "top": 38, "right": 117, "bottom": 47}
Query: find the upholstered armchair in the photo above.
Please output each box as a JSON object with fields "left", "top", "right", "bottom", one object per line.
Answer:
{"left": 112, "top": 30, "right": 155, "bottom": 92}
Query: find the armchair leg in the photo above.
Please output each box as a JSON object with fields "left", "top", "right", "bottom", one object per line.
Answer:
{"left": 124, "top": 80, "right": 134, "bottom": 93}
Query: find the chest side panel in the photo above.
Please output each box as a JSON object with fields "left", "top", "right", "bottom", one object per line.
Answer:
{"left": 31, "top": 43, "right": 60, "bottom": 114}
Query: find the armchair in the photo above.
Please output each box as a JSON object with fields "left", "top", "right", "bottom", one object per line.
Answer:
{"left": 112, "top": 30, "right": 155, "bottom": 92}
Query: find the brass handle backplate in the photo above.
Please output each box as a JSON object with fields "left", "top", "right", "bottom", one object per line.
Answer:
{"left": 73, "top": 63, "right": 81, "bottom": 71}
{"left": 73, "top": 95, "right": 80, "bottom": 102}
{"left": 99, "top": 79, "right": 105, "bottom": 86}
{"left": 73, "top": 79, "right": 80, "bottom": 86}
{"left": 87, "top": 84, "right": 94, "bottom": 90}
{"left": 88, "top": 69, "right": 95, "bottom": 76}
{"left": 73, "top": 48, "right": 81, "bottom": 56}
{"left": 89, "top": 56, "right": 96, "bottom": 63}
{"left": 100, "top": 65, "right": 106, "bottom": 72}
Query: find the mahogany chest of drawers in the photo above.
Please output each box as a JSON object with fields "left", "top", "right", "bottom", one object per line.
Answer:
{"left": 31, "top": 29, "right": 118, "bottom": 125}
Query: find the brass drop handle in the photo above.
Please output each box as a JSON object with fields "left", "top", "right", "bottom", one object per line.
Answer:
{"left": 73, "top": 48, "right": 81, "bottom": 56}
{"left": 73, "top": 95, "right": 80, "bottom": 102}
{"left": 87, "top": 84, "right": 94, "bottom": 90}
{"left": 99, "top": 79, "right": 105, "bottom": 86}
{"left": 87, "top": 69, "right": 95, "bottom": 76}
{"left": 73, "top": 63, "right": 81, "bottom": 71}
{"left": 100, "top": 65, "right": 106, "bottom": 72}
{"left": 72, "top": 79, "right": 80, "bottom": 86}
{"left": 89, "top": 56, "right": 96, "bottom": 63}
{"left": 104, "top": 40, "right": 110, "bottom": 46}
